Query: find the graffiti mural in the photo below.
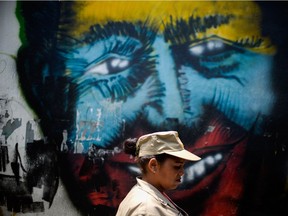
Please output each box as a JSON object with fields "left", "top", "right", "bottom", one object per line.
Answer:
{"left": 0, "top": 0, "right": 288, "bottom": 215}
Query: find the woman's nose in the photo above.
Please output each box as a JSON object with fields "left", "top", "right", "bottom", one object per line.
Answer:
{"left": 179, "top": 167, "right": 185, "bottom": 176}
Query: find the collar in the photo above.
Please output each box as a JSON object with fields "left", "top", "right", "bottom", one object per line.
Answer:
{"left": 136, "top": 177, "right": 188, "bottom": 215}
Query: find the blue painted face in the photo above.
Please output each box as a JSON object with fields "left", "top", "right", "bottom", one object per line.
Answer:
{"left": 63, "top": 32, "right": 275, "bottom": 151}
{"left": 58, "top": 18, "right": 276, "bottom": 212}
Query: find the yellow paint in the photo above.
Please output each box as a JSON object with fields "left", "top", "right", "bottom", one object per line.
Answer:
{"left": 65, "top": 1, "right": 276, "bottom": 54}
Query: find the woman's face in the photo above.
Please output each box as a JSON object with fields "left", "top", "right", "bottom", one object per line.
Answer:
{"left": 154, "top": 157, "right": 186, "bottom": 191}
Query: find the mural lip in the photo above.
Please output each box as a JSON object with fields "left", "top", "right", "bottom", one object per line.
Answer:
{"left": 170, "top": 139, "right": 248, "bottom": 202}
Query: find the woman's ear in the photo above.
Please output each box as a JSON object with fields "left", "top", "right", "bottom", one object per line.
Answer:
{"left": 148, "top": 158, "right": 158, "bottom": 174}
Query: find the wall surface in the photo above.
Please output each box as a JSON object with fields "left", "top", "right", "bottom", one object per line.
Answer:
{"left": 0, "top": 1, "right": 288, "bottom": 215}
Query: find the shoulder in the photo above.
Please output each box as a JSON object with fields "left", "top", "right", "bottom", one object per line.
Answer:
{"left": 117, "top": 185, "right": 154, "bottom": 214}
{"left": 120, "top": 184, "right": 153, "bottom": 207}
{"left": 117, "top": 185, "right": 173, "bottom": 216}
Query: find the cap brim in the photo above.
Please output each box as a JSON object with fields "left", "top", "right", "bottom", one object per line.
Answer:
{"left": 165, "top": 149, "right": 201, "bottom": 161}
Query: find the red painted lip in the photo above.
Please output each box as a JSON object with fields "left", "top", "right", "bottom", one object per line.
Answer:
{"left": 170, "top": 136, "right": 249, "bottom": 200}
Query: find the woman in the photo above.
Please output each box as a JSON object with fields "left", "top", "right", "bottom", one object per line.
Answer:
{"left": 116, "top": 131, "right": 201, "bottom": 216}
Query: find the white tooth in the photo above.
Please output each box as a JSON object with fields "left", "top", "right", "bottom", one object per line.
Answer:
{"left": 185, "top": 160, "right": 205, "bottom": 181}
{"left": 214, "top": 153, "right": 222, "bottom": 161}
{"left": 205, "top": 156, "right": 215, "bottom": 165}
{"left": 128, "top": 166, "right": 141, "bottom": 175}
{"left": 185, "top": 166, "right": 195, "bottom": 181}
{"left": 183, "top": 153, "right": 224, "bottom": 184}
{"left": 194, "top": 160, "right": 205, "bottom": 176}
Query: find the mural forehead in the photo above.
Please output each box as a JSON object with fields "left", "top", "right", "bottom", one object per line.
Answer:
{"left": 67, "top": 1, "right": 275, "bottom": 54}
{"left": 75, "top": 1, "right": 259, "bottom": 23}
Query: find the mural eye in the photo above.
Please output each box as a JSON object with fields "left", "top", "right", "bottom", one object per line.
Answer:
{"left": 86, "top": 56, "right": 130, "bottom": 75}
{"left": 173, "top": 37, "right": 244, "bottom": 77}
{"left": 189, "top": 39, "right": 228, "bottom": 57}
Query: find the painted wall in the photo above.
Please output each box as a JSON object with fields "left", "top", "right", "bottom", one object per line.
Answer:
{"left": 0, "top": 1, "right": 288, "bottom": 215}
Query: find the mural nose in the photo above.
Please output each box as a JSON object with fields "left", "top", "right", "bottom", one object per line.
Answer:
{"left": 164, "top": 118, "right": 179, "bottom": 127}
{"left": 165, "top": 118, "right": 179, "bottom": 123}
{"left": 154, "top": 37, "right": 184, "bottom": 119}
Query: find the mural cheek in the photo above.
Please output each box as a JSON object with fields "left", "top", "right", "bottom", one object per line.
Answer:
{"left": 102, "top": 161, "right": 137, "bottom": 206}
{"left": 178, "top": 66, "right": 210, "bottom": 122}
{"left": 198, "top": 140, "right": 248, "bottom": 216}
{"left": 179, "top": 53, "right": 275, "bottom": 133}
{"left": 63, "top": 152, "right": 136, "bottom": 211}
{"left": 171, "top": 53, "right": 276, "bottom": 214}
{"left": 73, "top": 86, "right": 124, "bottom": 149}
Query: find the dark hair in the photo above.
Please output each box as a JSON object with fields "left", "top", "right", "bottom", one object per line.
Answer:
{"left": 122, "top": 137, "right": 173, "bottom": 174}
{"left": 138, "top": 154, "right": 174, "bottom": 174}
{"left": 123, "top": 138, "right": 138, "bottom": 156}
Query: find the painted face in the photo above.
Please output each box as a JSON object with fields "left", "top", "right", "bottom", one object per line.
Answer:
{"left": 22, "top": 1, "right": 277, "bottom": 215}
{"left": 61, "top": 1, "right": 275, "bottom": 150}
{"left": 154, "top": 157, "right": 186, "bottom": 191}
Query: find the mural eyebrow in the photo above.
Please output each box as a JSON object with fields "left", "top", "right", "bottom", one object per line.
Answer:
{"left": 82, "top": 21, "right": 157, "bottom": 46}
{"left": 163, "top": 14, "right": 235, "bottom": 45}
